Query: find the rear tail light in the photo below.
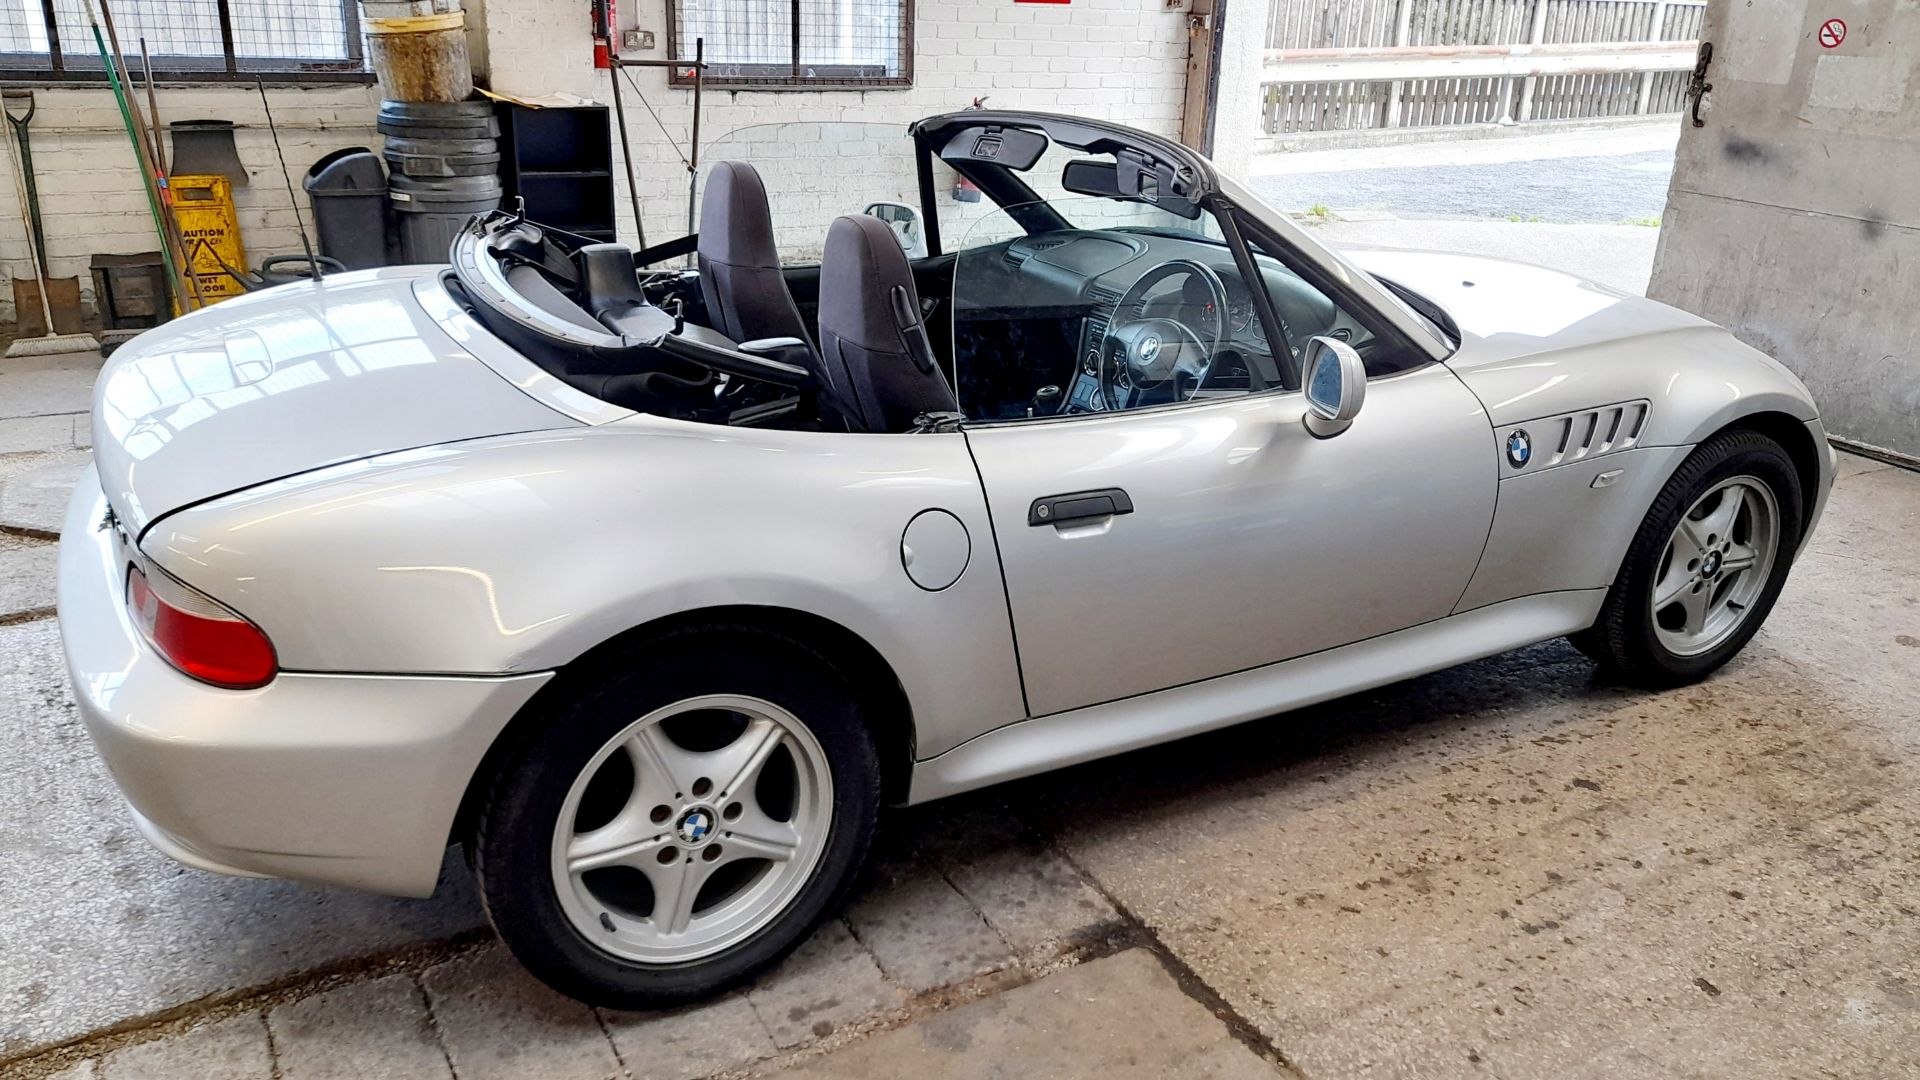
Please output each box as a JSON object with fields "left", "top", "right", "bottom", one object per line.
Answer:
{"left": 126, "top": 563, "right": 278, "bottom": 689}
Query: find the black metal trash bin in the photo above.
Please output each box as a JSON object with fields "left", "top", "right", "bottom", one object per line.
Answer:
{"left": 303, "top": 148, "right": 392, "bottom": 270}
{"left": 390, "top": 172, "right": 503, "bottom": 264}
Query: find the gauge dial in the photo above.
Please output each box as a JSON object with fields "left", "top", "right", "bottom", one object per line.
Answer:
{"left": 1225, "top": 283, "right": 1258, "bottom": 335}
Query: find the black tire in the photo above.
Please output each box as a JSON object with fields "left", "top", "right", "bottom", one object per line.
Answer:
{"left": 472, "top": 625, "right": 881, "bottom": 1008}
{"left": 1570, "top": 428, "right": 1803, "bottom": 686}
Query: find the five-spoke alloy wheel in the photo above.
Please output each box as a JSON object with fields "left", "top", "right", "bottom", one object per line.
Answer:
{"left": 1648, "top": 477, "right": 1779, "bottom": 657}
{"left": 551, "top": 695, "right": 833, "bottom": 964}
{"left": 1573, "top": 428, "right": 1804, "bottom": 685}
{"left": 473, "top": 627, "right": 880, "bottom": 1008}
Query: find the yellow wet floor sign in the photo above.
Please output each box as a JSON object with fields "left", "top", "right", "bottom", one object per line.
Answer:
{"left": 170, "top": 174, "right": 247, "bottom": 311}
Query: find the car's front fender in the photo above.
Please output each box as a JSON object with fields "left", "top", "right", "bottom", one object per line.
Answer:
{"left": 143, "top": 417, "right": 1028, "bottom": 758}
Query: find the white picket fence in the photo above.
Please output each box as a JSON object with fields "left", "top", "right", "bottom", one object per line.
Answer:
{"left": 1260, "top": 0, "right": 1705, "bottom": 134}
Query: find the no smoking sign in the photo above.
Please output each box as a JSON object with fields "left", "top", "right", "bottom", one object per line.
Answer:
{"left": 1819, "top": 18, "right": 1846, "bottom": 48}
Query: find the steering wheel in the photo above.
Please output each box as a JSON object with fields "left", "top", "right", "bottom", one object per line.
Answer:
{"left": 1100, "top": 259, "right": 1229, "bottom": 411}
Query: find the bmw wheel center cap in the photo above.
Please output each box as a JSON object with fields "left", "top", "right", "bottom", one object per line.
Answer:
{"left": 1506, "top": 429, "right": 1532, "bottom": 468}
{"left": 675, "top": 807, "right": 717, "bottom": 846}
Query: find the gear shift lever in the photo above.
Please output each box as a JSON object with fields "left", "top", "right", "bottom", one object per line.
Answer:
{"left": 1029, "top": 385, "right": 1062, "bottom": 417}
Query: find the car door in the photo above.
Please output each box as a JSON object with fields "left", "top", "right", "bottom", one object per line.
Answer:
{"left": 965, "top": 364, "right": 1493, "bottom": 718}
{"left": 955, "top": 191, "right": 1496, "bottom": 719}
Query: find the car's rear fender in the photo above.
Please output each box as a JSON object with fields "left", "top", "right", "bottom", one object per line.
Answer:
{"left": 140, "top": 417, "right": 1028, "bottom": 760}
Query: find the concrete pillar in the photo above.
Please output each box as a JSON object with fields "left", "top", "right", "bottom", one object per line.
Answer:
{"left": 1205, "top": 0, "right": 1270, "bottom": 183}
{"left": 1648, "top": 0, "right": 1920, "bottom": 460}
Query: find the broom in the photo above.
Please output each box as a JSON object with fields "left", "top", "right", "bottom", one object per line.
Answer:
{"left": 3, "top": 98, "right": 97, "bottom": 358}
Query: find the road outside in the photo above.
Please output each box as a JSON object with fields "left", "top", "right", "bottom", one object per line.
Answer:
{"left": 1253, "top": 121, "right": 1680, "bottom": 296}
{"left": 1249, "top": 121, "right": 1680, "bottom": 224}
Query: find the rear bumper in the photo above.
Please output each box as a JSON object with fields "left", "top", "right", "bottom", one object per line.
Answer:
{"left": 57, "top": 473, "right": 551, "bottom": 897}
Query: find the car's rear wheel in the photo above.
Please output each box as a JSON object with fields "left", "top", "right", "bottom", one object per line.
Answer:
{"left": 1571, "top": 429, "right": 1803, "bottom": 686}
{"left": 472, "top": 627, "right": 880, "bottom": 1007}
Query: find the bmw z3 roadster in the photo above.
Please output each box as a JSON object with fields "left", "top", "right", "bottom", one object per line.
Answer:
{"left": 59, "top": 111, "right": 1833, "bottom": 1006}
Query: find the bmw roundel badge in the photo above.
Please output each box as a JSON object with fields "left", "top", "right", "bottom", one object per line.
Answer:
{"left": 676, "top": 808, "right": 713, "bottom": 845}
{"left": 1506, "top": 429, "right": 1532, "bottom": 468}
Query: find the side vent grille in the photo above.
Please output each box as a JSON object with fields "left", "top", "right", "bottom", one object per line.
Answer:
{"left": 1505, "top": 400, "right": 1650, "bottom": 475}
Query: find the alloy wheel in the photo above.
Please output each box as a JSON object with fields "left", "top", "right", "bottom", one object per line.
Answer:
{"left": 1649, "top": 475, "right": 1780, "bottom": 658}
{"left": 549, "top": 694, "right": 833, "bottom": 964}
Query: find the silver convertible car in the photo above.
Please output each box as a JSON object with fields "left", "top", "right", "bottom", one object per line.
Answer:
{"left": 60, "top": 111, "right": 1832, "bottom": 1006}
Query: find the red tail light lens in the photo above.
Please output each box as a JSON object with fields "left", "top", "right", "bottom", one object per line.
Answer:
{"left": 126, "top": 564, "right": 278, "bottom": 689}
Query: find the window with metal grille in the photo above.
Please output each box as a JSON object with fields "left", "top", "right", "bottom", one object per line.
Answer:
{"left": 668, "top": 0, "right": 911, "bottom": 88}
{"left": 0, "top": 0, "right": 371, "bottom": 81}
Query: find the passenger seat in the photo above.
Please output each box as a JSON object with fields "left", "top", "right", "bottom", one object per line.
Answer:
{"left": 814, "top": 214, "right": 958, "bottom": 433}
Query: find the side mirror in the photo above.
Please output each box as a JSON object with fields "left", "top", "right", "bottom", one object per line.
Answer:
{"left": 861, "top": 201, "right": 928, "bottom": 259}
{"left": 1302, "top": 335, "right": 1366, "bottom": 438}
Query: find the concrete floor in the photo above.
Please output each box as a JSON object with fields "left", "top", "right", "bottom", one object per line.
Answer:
{"left": 1041, "top": 451, "right": 1920, "bottom": 1077}
{"left": 2, "top": 292, "right": 1917, "bottom": 1075}
{"left": 5, "top": 451, "right": 1914, "bottom": 1078}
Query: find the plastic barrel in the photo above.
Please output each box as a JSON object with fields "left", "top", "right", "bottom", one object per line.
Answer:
{"left": 303, "top": 148, "right": 392, "bottom": 270}
{"left": 365, "top": 12, "right": 474, "bottom": 103}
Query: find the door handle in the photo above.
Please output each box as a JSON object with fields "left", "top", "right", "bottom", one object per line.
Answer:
{"left": 1029, "top": 488, "right": 1134, "bottom": 527}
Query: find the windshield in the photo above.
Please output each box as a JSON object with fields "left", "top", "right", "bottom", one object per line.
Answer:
{"left": 695, "top": 120, "right": 1220, "bottom": 261}
{"left": 949, "top": 196, "right": 1261, "bottom": 421}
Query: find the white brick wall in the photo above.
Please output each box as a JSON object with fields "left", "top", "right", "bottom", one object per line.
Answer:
{"left": 0, "top": 82, "right": 381, "bottom": 321}
{"left": 485, "top": 0, "right": 1195, "bottom": 253}
{"left": 0, "top": 0, "right": 1195, "bottom": 321}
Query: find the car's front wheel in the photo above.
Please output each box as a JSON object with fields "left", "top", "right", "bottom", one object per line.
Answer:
{"left": 1572, "top": 428, "right": 1804, "bottom": 685}
{"left": 472, "top": 627, "right": 880, "bottom": 1007}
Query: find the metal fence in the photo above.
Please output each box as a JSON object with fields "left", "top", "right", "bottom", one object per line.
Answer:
{"left": 1260, "top": 0, "right": 1704, "bottom": 134}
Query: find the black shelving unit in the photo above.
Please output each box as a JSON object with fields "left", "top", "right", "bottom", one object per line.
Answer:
{"left": 497, "top": 104, "right": 617, "bottom": 242}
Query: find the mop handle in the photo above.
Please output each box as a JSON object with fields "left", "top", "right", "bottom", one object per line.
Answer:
{"left": 86, "top": 0, "right": 183, "bottom": 306}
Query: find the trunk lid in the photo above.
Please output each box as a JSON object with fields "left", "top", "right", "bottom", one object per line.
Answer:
{"left": 93, "top": 268, "right": 580, "bottom": 534}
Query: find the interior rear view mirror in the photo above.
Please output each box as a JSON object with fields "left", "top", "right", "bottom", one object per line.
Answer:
{"left": 1302, "top": 335, "right": 1366, "bottom": 438}
{"left": 1061, "top": 159, "right": 1123, "bottom": 198}
{"left": 1069, "top": 155, "right": 1201, "bottom": 219}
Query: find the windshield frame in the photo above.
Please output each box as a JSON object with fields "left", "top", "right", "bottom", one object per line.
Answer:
{"left": 908, "top": 111, "right": 1218, "bottom": 258}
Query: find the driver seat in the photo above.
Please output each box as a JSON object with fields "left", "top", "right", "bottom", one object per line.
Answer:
{"left": 697, "top": 161, "right": 813, "bottom": 349}
{"left": 815, "top": 214, "right": 958, "bottom": 433}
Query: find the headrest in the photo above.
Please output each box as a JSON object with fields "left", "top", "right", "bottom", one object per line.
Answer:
{"left": 820, "top": 214, "right": 922, "bottom": 356}
{"left": 698, "top": 161, "right": 780, "bottom": 269}
{"left": 572, "top": 242, "right": 643, "bottom": 316}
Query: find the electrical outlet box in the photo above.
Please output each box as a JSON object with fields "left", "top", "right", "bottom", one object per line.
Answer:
{"left": 621, "top": 29, "right": 655, "bottom": 50}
